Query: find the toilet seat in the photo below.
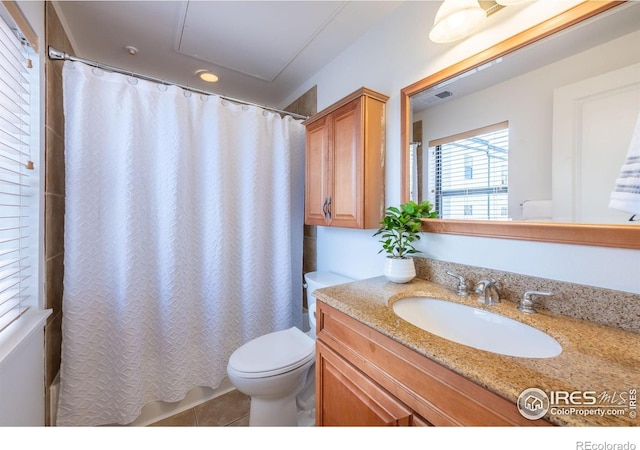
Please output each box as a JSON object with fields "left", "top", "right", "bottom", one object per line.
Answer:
{"left": 228, "top": 327, "right": 315, "bottom": 379}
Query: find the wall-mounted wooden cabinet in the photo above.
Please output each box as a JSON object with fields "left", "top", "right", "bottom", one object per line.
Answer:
{"left": 303, "top": 88, "right": 389, "bottom": 229}
{"left": 316, "top": 302, "right": 552, "bottom": 427}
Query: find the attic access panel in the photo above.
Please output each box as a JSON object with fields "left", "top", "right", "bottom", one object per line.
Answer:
{"left": 177, "top": 1, "right": 345, "bottom": 81}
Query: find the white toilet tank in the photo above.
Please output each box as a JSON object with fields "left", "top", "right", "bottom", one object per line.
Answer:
{"left": 304, "top": 271, "right": 353, "bottom": 335}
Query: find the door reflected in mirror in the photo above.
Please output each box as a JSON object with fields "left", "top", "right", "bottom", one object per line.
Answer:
{"left": 408, "top": 2, "right": 640, "bottom": 225}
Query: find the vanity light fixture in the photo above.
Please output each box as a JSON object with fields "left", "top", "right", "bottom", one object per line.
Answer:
{"left": 429, "top": 0, "right": 486, "bottom": 43}
{"left": 429, "top": 0, "right": 536, "bottom": 44}
{"left": 195, "top": 69, "right": 219, "bottom": 83}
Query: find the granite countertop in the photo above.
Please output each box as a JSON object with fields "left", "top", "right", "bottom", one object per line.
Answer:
{"left": 314, "top": 276, "right": 640, "bottom": 427}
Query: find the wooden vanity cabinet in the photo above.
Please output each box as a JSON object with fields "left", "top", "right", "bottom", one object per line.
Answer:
{"left": 315, "top": 302, "right": 551, "bottom": 427}
{"left": 316, "top": 340, "right": 428, "bottom": 426}
{"left": 303, "top": 87, "right": 388, "bottom": 229}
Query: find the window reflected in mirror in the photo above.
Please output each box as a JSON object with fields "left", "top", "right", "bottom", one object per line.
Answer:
{"left": 411, "top": 121, "right": 510, "bottom": 220}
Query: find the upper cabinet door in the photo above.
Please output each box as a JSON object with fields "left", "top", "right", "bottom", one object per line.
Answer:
{"left": 305, "top": 115, "right": 331, "bottom": 226}
{"left": 303, "top": 87, "right": 388, "bottom": 229}
{"left": 330, "top": 98, "right": 362, "bottom": 228}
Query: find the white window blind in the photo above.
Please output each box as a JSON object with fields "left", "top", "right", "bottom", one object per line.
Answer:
{"left": 429, "top": 122, "right": 509, "bottom": 220}
{"left": 0, "top": 12, "right": 35, "bottom": 332}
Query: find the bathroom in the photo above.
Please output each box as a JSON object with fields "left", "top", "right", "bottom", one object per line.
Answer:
{"left": 1, "top": 0, "right": 638, "bottom": 445}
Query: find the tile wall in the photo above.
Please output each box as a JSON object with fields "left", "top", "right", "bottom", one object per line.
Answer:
{"left": 285, "top": 86, "right": 318, "bottom": 311}
{"left": 43, "top": 2, "right": 71, "bottom": 425}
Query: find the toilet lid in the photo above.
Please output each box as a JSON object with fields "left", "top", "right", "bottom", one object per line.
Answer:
{"left": 228, "top": 327, "right": 315, "bottom": 378}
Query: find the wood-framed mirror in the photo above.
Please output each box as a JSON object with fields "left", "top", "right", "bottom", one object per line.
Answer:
{"left": 401, "top": 0, "right": 639, "bottom": 250}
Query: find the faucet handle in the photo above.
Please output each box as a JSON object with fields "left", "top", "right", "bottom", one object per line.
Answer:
{"left": 446, "top": 271, "right": 469, "bottom": 296}
{"left": 518, "top": 290, "right": 553, "bottom": 314}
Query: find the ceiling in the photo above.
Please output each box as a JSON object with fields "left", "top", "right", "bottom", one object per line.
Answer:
{"left": 53, "top": 1, "right": 404, "bottom": 108}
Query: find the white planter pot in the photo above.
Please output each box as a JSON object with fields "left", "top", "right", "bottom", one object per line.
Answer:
{"left": 383, "top": 257, "right": 416, "bottom": 283}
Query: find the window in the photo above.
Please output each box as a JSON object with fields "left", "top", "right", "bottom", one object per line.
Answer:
{"left": 429, "top": 122, "right": 509, "bottom": 220}
{"left": 0, "top": 8, "right": 38, "bottom": 332}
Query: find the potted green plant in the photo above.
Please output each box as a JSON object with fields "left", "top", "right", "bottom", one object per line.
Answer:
{"left": 373, "top": 200, "right": 437, "bottom": 283}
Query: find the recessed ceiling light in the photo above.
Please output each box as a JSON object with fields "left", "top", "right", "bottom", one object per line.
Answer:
{"left": 195, "top": 69, "right": 219, "bottom": 83}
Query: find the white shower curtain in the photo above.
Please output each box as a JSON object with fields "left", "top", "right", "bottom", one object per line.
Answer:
{"left": 57, "top": 61, "right": 305, "bottom": 426}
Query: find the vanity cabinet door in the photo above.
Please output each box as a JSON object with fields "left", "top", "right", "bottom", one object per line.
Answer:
{"left": 316, "top": 340, "right": 416, "bottom": 426}
{"left": 303, "top": 87, "right": 388, "bottom": 229}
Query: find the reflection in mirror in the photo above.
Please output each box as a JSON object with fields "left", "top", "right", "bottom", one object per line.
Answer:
{"left": 412, "top": 121, "right": 510, "bottom": 220}
{"left": 408, "top": 2, "right": 640, "bottom": 225}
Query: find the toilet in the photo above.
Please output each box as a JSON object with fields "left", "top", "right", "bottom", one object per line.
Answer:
{"left": 226, "top": 271, "right": 353, "bottom": 426}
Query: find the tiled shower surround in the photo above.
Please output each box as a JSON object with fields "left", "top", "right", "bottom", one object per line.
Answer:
{"left": 414, "top": 257, "right": 640, "bottom": 334}
{"left": 44, "top": 3, "right": 71, "bottom": 426}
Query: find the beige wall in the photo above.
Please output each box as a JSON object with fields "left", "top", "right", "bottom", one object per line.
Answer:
{"left": 44, "top": 2, "right": 71, "bottom": 426}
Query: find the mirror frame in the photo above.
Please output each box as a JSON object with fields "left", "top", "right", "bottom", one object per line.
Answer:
{"left": 401, "top": 0, "right": 639, "bottom": 250}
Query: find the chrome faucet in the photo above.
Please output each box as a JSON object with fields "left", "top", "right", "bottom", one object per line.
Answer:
{"left": 518, "top": 290, "right": 553, "bottom": 314}
{"left": 446, "top": 271, "right": 469, "bottom": 296}
{"left": 474, "top": 279, "right": 501, "bottom": 305}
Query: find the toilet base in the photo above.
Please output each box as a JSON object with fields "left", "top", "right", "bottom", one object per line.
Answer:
{"left": 228, "top": 356, "right": 315, "bottom": 427}
{"left": 249, "top": 393, "right": 299, "bottom": 426}
{"left": 247, "top": 362, "right": 315, "bottom": 426}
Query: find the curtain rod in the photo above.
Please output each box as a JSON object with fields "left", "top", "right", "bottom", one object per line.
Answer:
{"left": 47, "top": 46, "right": 309, "bottom": 120}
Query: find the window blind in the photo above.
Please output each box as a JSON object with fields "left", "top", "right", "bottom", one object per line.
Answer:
{"left": 429, "top": 122, "right": 509, "bottom": 220}
{"left": 0, "top": 11, "right": 35, "bottom": 332}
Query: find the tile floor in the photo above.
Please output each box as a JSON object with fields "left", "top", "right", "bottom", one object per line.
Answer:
{"left": 148, "top": 389, "right": 251, "bottom": 426}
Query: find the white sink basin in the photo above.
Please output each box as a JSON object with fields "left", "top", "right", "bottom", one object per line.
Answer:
{"left": 392, "top": 297, "right": 562, "bottom": 358}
